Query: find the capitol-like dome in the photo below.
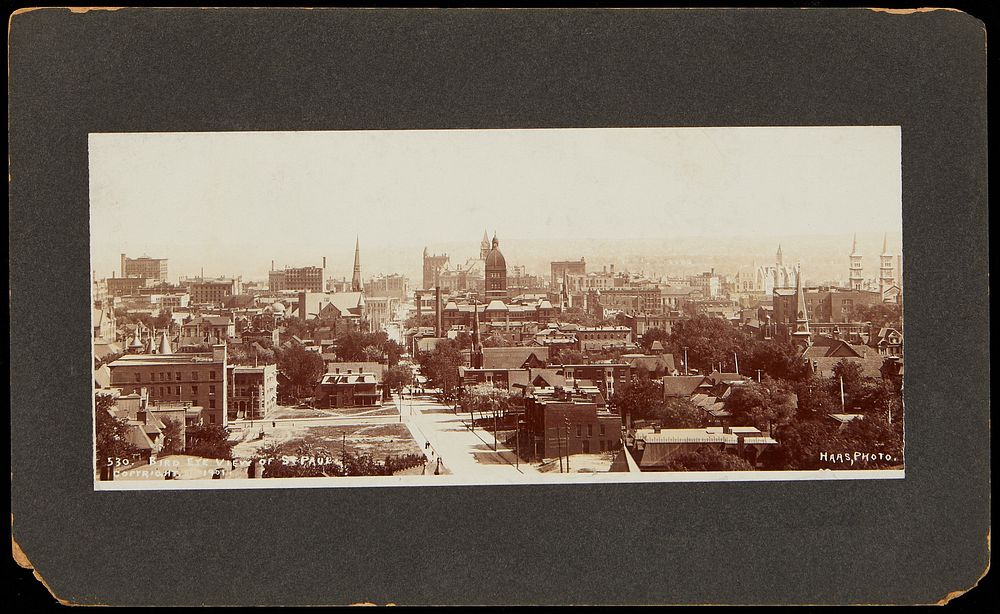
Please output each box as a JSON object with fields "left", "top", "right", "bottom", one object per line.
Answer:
{"left": 272, "top": 301, "right": 286, "bottom": 313}
{"left": 485, "top": 235, "right": 506, "bottom": 269}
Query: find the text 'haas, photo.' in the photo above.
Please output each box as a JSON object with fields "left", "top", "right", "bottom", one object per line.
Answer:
{"left": 89, "top": 126, "right": 905, "bottom": 490}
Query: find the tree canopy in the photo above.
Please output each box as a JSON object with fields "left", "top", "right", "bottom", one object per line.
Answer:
{"left": 279, "top": 345, "right": 325, "bottom": 396}
{"left": 94, "top": 394, "right": 139, "bottom": 472}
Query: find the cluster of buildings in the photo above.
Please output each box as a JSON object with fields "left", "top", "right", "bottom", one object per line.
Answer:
{"left": 95, "top": 230, "right": 904, "bottom": 472}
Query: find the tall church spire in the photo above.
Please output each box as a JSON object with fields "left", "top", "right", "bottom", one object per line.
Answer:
{"left": 351, "top": 236, "right": 362, "bottom": 292}
{"left": 879, "top": 233, "right": 895, "bottom": 300}
{"left": 792, "top": 262, "right": 812, "bottom": 347}
{"left": 776, "top": 243, "right": 783, "bottom": 267}
{"left": 480, "top": 229, "right": 490, "bottom": 259}
{"left": 849, "top": 233, "right": 864, "bottom": 291}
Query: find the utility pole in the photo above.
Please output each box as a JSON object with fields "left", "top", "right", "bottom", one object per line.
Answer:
{"left": 756, "top": 369, "right": 763, "bottom": 383}
{"left": 564, "top": 417, "right": 571, "bottom": 472}
{"left": 557, "top": 427, "right": 563, "bottom": 473}
{"left": 515, "top": 419, "right": 522, "bottom": 470}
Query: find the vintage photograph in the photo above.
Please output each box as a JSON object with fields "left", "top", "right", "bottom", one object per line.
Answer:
{"left": 90, "top": 127, "right": 904, "bottom": 488}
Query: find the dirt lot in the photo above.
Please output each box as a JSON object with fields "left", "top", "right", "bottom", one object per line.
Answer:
{"left": 296, "top": 424, "right": 422, "bottom": 459}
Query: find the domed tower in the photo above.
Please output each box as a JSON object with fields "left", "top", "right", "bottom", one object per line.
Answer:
{"left": 484, "top": 233, "right": 507, "bottom": 301}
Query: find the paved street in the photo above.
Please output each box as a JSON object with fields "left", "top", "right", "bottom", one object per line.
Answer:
{"left": 395, "top": 392, "right": 539, "bottom": 477}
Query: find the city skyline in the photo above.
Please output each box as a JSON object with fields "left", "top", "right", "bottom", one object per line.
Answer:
{"left": 90, "top": 127, "right": 902, "bottom": 282}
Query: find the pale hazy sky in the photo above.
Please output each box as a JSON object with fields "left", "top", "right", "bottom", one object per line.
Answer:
{"left": 89, "top": 127, "right": 901, "bottom": 281}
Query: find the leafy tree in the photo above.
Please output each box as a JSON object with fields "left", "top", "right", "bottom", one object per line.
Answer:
{"left": 152, "top": 310, "right": 174, "bottom": 331}
{"left": 638, "top": 327, "right": 671, "bottom": 354}
{"left": 766, "top": 418, "right": 843, "bottom": 470}
{"left": 95, "top": 394, "right": 139, "bottom": 472}
{"left": 855, "top": 378, "right": 902, "bottom": 421}
{"left": 832, "top": 360, "right": 866, "bottom": 402}
{"left": 185, "top": 423, "right": 236, "bottom": 460}
{"left": 839, "top": 415, "right": 904, "bottom": 468}
{"left": 383, "top": 365, "right": 415, "bottom": 394}
{"left": 333, "top": 330, "right": 391, "bottom": 362}
{"left": 662, "top": 446, "right": 754, "bottom": 471}
{"left": 767, "top": 414, "right": 903, "bottom": 471}
{"left": 460, "top": 384, "right": 516, "bottom": 421}
{"left": 384, "top": 340, "right": 403, "bottom": 367}
{"left": 416, "top": 339, "right": 463, "bottom": 399}
{"left": 278, "top": 345, "right": 325, "bottom": 397}
{"left": 792, "top": 375, "right": 842, "bottom": 418}
{"left": 609, "top": 378, "right": 664, "bottom": 423}
{"left": 453, "top": 331, "right": 474, "bottom": 350}
{"left": 746, "top": 338, "right": 808, "bottom": 381}
{"left": 848, "top": 303, "right": 903, "bottom": 329}
{"left": 227, "top": 344, "right": 252, "bottom": 365}
{"left": 653, "top": 397, "right": 706, "bottom": 428}
{"left": 159, "top": 417, "right": 184, "bottom": 455}
{"left": 725, "top": 378, "right": 797, "bottom": 436}
{"left": 362, "top": 345, "right": 385, "bottom": 362}
{"left": 669, "top": 315, "right": 752, "bottom": 374}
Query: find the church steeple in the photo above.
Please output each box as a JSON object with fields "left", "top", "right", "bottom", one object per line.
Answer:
{"left": 792, "top": 262, "right": 812, "bottom": 347}
{"left": 351, "top": 236, "right": 362, "bottom": 293}
{"left": 849, "top": 233, "right": 864, "bottom": 291}
{"left": 480, "top": 229, "right": 490, "bottom": 259}
{"left": 776, "top": 243, "right": 783, "bottom": 267}
{"left": 879, "top": 233, "right": 895, "bottom": 299}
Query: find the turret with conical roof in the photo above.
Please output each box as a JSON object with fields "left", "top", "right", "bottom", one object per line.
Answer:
{"left": 158, "top": 330, "right": 172, "bottom": 355}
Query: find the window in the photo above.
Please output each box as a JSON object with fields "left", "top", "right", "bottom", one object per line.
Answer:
{"left": 177, "top": 386, "right": 181, "bottom": 395}
{"left": 176, "top": 372, "right": 181, "bottom": 381}
{"left": 209, "top": 414, "right": 216, "bottom": 424}
{"left": 135, "top": 373, "right": 141, "bottom": 382}
{"left": 192, "top": 371, "right": 199, "bottom": 380}
{"left": 192, "top": 385, "right": 199, "bottom": 395}
{"left": 600, "top": 424, "right": 606, "bottom": 436}
{"left": 210, "top": 371, "right": 216, "bottom": 380}
{"left": 209, "top": 399, "right": 216, "bottom": 409}
{"left": 587, "top": 424, "right": 593, "bottom": 437}
{"left": 209, "top": 385, "right": 216, "bottom": 394}
{"left": 576, "top": 424, "right": 582, "bottom": 438}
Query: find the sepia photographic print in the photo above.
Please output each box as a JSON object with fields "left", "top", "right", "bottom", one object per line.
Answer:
{"left": 90, "top": 126, "right": 905, "bottom": 489}
{"left": 12, "top": 6, "right": 989, "bottom": 607}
